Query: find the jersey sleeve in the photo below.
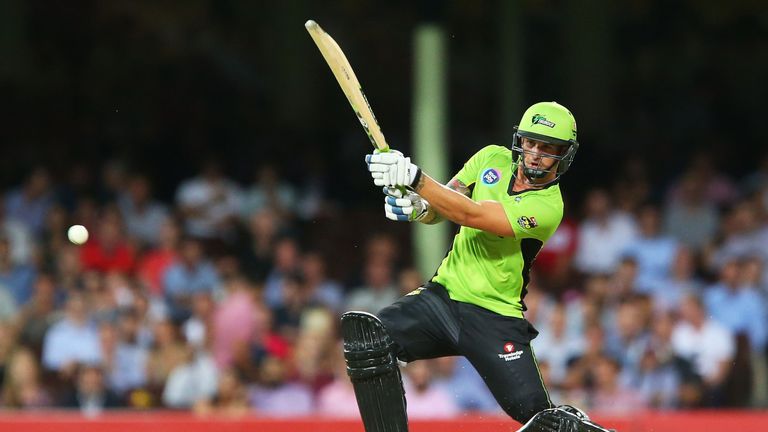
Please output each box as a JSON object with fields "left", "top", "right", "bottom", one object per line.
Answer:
{"left": 502, "top": 194, "right": 563, "bottom": 241}
{"left": 454, "top": 147, "right": 490, "bottom": 186}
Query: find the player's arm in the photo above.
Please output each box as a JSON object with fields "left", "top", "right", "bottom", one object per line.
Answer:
{"left": 417, "top": 176, "right": 471, "bottom": 225}
{"left": 413, "top": 173, "right": 514, "bottom": 236}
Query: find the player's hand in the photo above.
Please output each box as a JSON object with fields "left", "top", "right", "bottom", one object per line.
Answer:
{"left": 365, "top": 149, "right": 422, "bottom": 189}
{"left": 383, "top": 187, "right": 428, "bottom": 222}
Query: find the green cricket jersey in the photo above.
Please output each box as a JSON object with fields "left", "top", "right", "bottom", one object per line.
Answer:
{"left": 431, "top": 145, "right": 564, "bottom": 318}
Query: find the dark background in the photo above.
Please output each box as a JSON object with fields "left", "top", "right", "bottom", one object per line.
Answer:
{"left": 0, "top": 0, "right": 766, "bottom": 207}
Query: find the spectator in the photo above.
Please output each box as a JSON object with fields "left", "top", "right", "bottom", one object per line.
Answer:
{"left": 533, "top": 216, "right": 579, "bottom": 291}
{"left": 193, "top": 368, "right": 249, "bottom": 417}
{"left": 248, "top": 355, "right": 313, "bottom": 416}
{"left": 316, "top": 346, "right": 359, "bottom": 418}
{"left": 0, "top": 201, "right": 33, "bottom": 266}
{"left": 0, "top": 235, "right": 37, "bottom": 307}
{"left": 212, "top": 276, "right": 261, "bottom": 368}
{"left": 574, "top": 189, "right": 638, "bottom": 275}
{"left": 237, "top": 209, "right": 281, "bottom": 282}
{"left": 105, "top": 310, "right": 149, "bottom": 396}
{"left": 533, "top": 303, "right": 584, "bottom": 387}
{"left": 16, "top": 274, "right": 59, "bottom": 353}
{"left": 302, "top": 252, "right": 344, "bottom": 312}
{"left": 41, "top": 293, "right": 102, "bottom": 374}
{"left": 263, "top": 237, "right": 302, "bottom": 308}
{"left": 653, "top": 247, "right": 702, "bottom": 312}
{"left": 663, "top": 174, "right": 719, "bottom": 251}
{"left": 240, "top": 164, "right": 298, "bottom": 221}
{"left": 3, "top": 167, "right": 55, "bottom": 235}
{"left": 146, "top": 319, "right": 188, "bottom": 391}
{"left": 403, "top": 360, "right": 459, "bottom": 419}
{"left": 432, "top": 356, "right": 500, "bottom": 413}
{"left": 273, "top": 272, "right": 318, "bottom": 344}
{"left": 118, "top": 174, "right": 169, "bottom": 248}
{"left": 136, "top": 218, "right": 181, "bottom": 298}
{"left": 182, "top": 292, "right": 214, "bottom": 350}
{"left": 1, "top": 348, "right": 51, "bottom": 408}
{"left": 61, "top": 364, "right": 123, "bottom": 414}
{"left": 703, "top": 258, "right": 767, "bottom": 354}
{"left": 671, "top": 294, "right": 735, "bottom": 403}
{"left": 162, "top": 237, "right": 220, "bottom": 321}
{"left": 622, "top": 204, "right": 680, "bottom": 294}
{"left": 175, "top": 159, "right": 242, "bottom": 241}
{"left": 590, "top": 355, "right": 646, "bottom": 414}
{"left": 79, "top": 209, "right": 136, "bottom": 274}
{"left": 162, "top": 348, "right": 218, "bottom": 408}
{"left": 604, "top": 299, "right": 650, "bottom": 373}
{"left": 344, "top": 258, "right": 399, "bottom": 314}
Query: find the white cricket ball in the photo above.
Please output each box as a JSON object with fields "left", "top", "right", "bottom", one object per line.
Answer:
{"left": 67, "top": 224, "right": 89, "bottom": 245}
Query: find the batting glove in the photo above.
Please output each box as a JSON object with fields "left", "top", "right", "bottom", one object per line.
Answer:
{"left": 383, "top": 187, "right": 428, "bottom": 222}
{"left": 365, "top": 149, "right": 422, "bottom": 189}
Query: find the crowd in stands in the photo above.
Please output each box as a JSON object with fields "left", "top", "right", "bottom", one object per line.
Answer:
{"left": 1, "top": 151, "right": 768, "bottom": 418}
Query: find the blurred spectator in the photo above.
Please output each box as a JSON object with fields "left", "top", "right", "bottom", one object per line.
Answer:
{"left": 237, "top": 210, "right": 281, "bottom": 282}
{"left": 212, "top": 276, "right": 260, "bottom": 368}
{"left": 604, "top": 299, "right": 650, "bottom": 373}
{"left": 79, "top": 209, "right": 136, "bottom": 274}
{"left": 240, "top": 164, "right": 298, "bottom": 221}
{"left": 672, "top": 295, "right": 734, "bottom": 403}
{"left": 432, "top": 356, "right": 500, "bottom": 413}
{"left": 622, "top": 204, "right": 680, "bottom": 293}
{"left": 292, "top": 308, "right": 335, "bottom": 390}
{"left": 667, "top": 152, "right": 738, "bottom": 208}
{"left": 0, "top": 235, "right": 37, "bottom": 307}
{"left": 16, "top": 274, "right": 60, "bottom": 354}
{"left": 396, "top": 267, "right": 423, "bottom": 297}
{"left": 248, "top": 355, "right": 313, "bottom": 416}
{"left": 3, "top": 167, "right": 55, "bottom": 235}
{"left": 118, "top": 174, "right": 169, "bottom": 248}
{"left": 193, "top": 368, "right": 249, "bottom": 417}
{"left": 273, "top": 273, "right": 318, "bottom": 344}
{"left": 263, "top": 237, "right": 302, "bottom": 308}
{"left": 302, "top": 252, "right": 344, "bottom": 311}
{"left": 703, "top": 258, "right": 767, "bottom": 354}
{"left": 709, "top": 201, "right": 766, "bottom": 270}
{"left": 316, "top": 346, "right": 359, "bottom": 418}
{"left": 574, "top": 189, "right": 638, "bottom": 275}
{"left": 136, "top": 218, "right": 181, "bottom": 297}
{"left": 175, "top": 160, "right": 242, "bottom": 241}
{"left": 1, "top": 348, "right": 52, "bottom": 408}
{"left": 106, "top": 309, "right": 149, "bottom": 396}
{"left": 663, "top": 174, "right": 720, "bottom": 251}
{"left": 344, "top": 258, "right": 399, "bottom": 314}
{"left": 0, "top": 322, "right": 15, "bottom": 388}
{"left": 403, "top": 360, "right": 459, "bottom": 419}
{"left": 41, "top": 293, "right": 102, "bottom": 374}
{"left": 654, "top": 247, "right": 702, "bottom": 312}
{"left": 590, "top": 355, "right": 646, "bottom": 414}
{"left": 183, "top": 292, "right": 214, "bottom": 350}
{"left": 61, "top": 364, "right": 123, "bottom": 414}
{"left": 639, "top": 311, "right": 686, "bottom": 409}
{"left": 146, "top": 319, "right": 188, "bottom": 391}
{"left": 162, "top": 349, "right": 218, "bottom": 408}
{"left": 533, "top": 216, "right": 578, "bottom": 291}
{"left": 163, "top": 237, "right": 220, "bottom": 321}
{"left": 533, "top": 303, "right": 584, "bottom": 387}
{"left": 0, "top": 201, "right": 34, "bottom": 266}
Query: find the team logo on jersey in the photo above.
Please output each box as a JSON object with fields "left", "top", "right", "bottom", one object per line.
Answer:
{"left": 481, "top": 168, "right": 501, "bottom": 185}
{"left": 531, "top": 114, "right": 555, "bottom": 128}
{"left": 498, "top": 343, "right": 523, "bottom": 362}
{"left": 517, "top": 216, "right": 538, "bottom": 229}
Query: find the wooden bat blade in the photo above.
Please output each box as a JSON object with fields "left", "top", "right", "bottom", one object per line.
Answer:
{"left": 305, "top": 20, "right": 389, "bottom": 151}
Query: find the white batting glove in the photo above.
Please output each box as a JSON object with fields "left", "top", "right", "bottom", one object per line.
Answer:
{"left": 383, "top": 187, "right": 429, "bottom": 222}
{"left": 365, "top": 150, "right": 422, "bottom": 189}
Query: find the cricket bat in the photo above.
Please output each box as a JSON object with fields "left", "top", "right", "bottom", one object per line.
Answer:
{"left": 305, "top": 20, "right": 390, "bottom": 152}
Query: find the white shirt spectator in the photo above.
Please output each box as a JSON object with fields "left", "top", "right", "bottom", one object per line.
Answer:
{"left": 574, "top": 213, "right": 638, "bottom": 274}
{"left": 176, "top": 175, "right": 242, "bottom": 239}
{"left": 162, "top": 351, "right": 219, "bottom": 408}
{"left": 671, "top": 320, "right": 734, "bottom": 381}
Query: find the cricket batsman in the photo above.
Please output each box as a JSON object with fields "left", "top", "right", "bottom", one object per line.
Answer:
{"left": 343, "top": 102, "right": 613, "bottom": 432}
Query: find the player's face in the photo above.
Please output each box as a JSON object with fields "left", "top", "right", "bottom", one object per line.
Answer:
{"left": 521, "top": 137, "right": 562, "bottom": 170}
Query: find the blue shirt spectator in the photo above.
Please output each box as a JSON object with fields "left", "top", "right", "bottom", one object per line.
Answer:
{"left": 42, "top": 295, "right": 102, "bottom": 371}
{"left": 704, "top": 279, "right": 768, "bottom": 352}
{"left": 622, "top": 205, "right": 679, "bottom": 294}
